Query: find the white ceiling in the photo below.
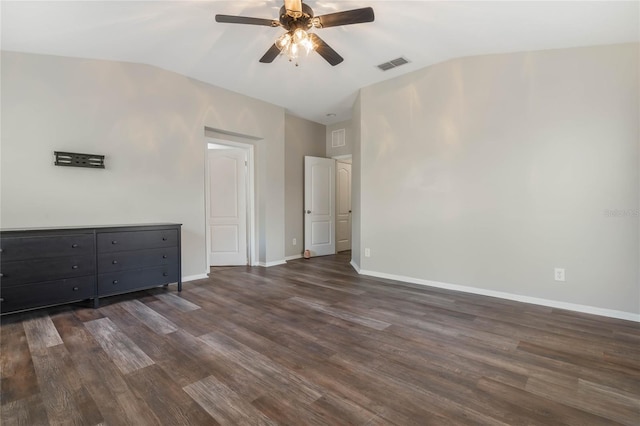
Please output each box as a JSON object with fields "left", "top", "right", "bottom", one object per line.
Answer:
{"left": 2, "top": 1, "right": 638, "bottom": 124}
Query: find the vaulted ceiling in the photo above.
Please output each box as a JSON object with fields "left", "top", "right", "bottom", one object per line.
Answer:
{"left": 2, "top": 1, "right": 638, "bottom": 124}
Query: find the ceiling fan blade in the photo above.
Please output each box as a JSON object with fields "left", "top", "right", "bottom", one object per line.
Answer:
{"left": 310, "top": 34, "right": 343, "bottom": 66}
{"left": 315, "top": 7, "right": 374, "bottom": 28}
{"left": 259, "top": 44, "right": 281, "bottom": 63}
{"left": 215, "top": 15, "right": 279, "bottom": 27}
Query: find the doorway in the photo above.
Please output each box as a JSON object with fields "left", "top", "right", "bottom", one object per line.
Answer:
{"left": 205, "top": 138, "right": 255, "bottom": 266}
{"left": 304, "top": 156, "right": 336, "bottom": 257}
{"left": 303, "top": 155, "right": 353, "bottom": 257}
{"left": 336, "top": 159, "right": 352, "bottom": 252}
{"left": 333, "top": 155, "right": 352, "bottom": 253}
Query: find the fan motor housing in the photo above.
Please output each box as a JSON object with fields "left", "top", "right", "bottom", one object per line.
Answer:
{"left": 279, "top": 4, "right": 313, "bottom": 30}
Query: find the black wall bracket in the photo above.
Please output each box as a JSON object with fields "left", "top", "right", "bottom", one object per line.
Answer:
{"left": 54, "top": 151, "right": 105, "bottom": 169}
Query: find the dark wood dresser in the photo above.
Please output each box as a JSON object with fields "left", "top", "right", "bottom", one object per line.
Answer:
{"left": 0, "top": 223, "right": 181, "bottom": 315}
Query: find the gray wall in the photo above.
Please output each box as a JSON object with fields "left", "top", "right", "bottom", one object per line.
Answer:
{"left": 357, "top": 43, "right": 639, "bottom": 315}
{"left": 1, "top": 51, "right": 286, "bottom": 277}
{"left": 284, "top": 113, "right": 326, "bottom": 258}
{"left": 351, "top": 95, "right": 362, "bottom": 268}
{"left": 326, "top": 119, "right": 353, "bottom": 158}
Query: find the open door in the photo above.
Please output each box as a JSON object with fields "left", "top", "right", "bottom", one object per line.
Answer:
{"left": 336, "top": 161, "right": 352, "bottom": 252}
{"left": 304, "top": 156, "right": 336, "bottom": 257}
{"left": 208, "top": 148, "right": 248, "bottom": 266}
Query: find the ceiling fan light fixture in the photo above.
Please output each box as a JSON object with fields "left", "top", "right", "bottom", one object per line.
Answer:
{"left": 292, "top": 28, "right": 306, "bottom": 43}
{"left": 277, "top": 28, "right": 315, "bottom": 65}
{"left": 295, "top": 29, "right": 314, "bottom": 53}
{"left": 276, "top": 32, "right": 292, "bottom": 50}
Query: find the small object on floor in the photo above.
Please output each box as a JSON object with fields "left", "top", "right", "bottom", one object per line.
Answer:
{"left": 303, "top": 250, "right": 311, "bottom": 259}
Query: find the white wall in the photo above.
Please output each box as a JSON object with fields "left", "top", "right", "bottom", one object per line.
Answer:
{"left": 1, "top": 51, "right": 286, "bottom": 277}
{"left": 357, "top": 43, "right": 639, "bottom": 316}
{"left": 351, "top": 94, "right": 362, "bottom": 269}
{"left": 326, "top": 119, "right": 353, "bottom": 158}
{"left": 284, "top": 114, "right": 326, "bottom": 258}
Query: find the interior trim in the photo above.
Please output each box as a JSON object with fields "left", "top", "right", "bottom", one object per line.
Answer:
{"left": 356, "top": 268, "right": 640, "bottom": 323}
{"left": 258, "top": 260, "right": 287, "bottom": 268}
{"left": 183, "top": 273, "right": 209, "bottom": 282}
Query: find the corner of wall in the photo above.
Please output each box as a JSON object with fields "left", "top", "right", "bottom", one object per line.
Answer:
{"left": 350, "top": 92, "right": 362, "bottom": 268}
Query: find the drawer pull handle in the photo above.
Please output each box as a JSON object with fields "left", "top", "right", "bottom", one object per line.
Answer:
{"left": 72, "top": 265, "right": 79, "bottom": 270}
{"left": 162, "top": 237, "right": 168, "bottom": 241}
{"left": 72, "top": 287, "right": 79, "bottom": 291}
{"left": 112, "top": 260, "right": 118, "bottom": 264}
{"left": 112, "top": 280, "right": 119, "bottom": 285}
{"left": 112, "top": 240, "right": 118, "bottom": 245}
{"left": 163, "top": 272, "right": 168, "bottom": 277}
{"left": 162, "top": 255, "right": 168, "bottom": 259}
{"left": 72, "top": 244, "right": 78, "bottom": 248}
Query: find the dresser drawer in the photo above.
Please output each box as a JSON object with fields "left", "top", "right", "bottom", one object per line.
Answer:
{"left": 97, "top": 229, "right": 177, "bottom": 253}
{"left": 0, "top": 234, "right": 94, "bottom": 262}
{"left": 98, "top": 247, "right": 178, "bottom": 273}
{"left": 1, "top": 255, "right": 95, "bottom": 287}
{"left": 0, "top": 276, "right": 95, "bottom": 314}
{"left": 98, "top": 265, "right": 179, "bottom": 297}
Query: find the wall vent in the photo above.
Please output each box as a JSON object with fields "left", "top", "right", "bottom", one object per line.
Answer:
{"left": 332, "top": 129, "right": 346, "bottom": 148}
{"left": 377, "top": 57, "right": 410, "bottom": 71}
{"left": 54, "top": 151, "right": 105, "bottom": 169}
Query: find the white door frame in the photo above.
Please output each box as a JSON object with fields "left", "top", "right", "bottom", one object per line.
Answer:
{"left": 204, "top": 137, "right": 256, "bottom": 267}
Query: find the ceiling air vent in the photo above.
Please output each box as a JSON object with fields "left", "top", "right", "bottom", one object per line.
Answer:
{"left": 377, "top": 57, "right": 410, "bottom": 71}
{"left": 54, "top": 151, "right": 105, "bottom": 169}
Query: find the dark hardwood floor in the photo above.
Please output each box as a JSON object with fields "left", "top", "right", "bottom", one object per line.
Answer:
{"left": 2, "top": 251, "right": 639, "bottom": 425}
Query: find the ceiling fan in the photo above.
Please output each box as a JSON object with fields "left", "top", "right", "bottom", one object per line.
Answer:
{"left": 215, "top": 0, "right": 375, "bottom": 66}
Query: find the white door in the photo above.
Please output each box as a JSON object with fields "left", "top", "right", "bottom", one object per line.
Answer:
{"left": 208, "top": 149, "right": 248, "bottom": 266}
{"left": 336, "top": 162, "right": 352, "bottom": 252}
{"left": 304, "top": 156, "right": 336, "bottom": 257}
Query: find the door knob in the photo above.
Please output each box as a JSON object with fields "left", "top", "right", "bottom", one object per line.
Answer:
{"left": 306, "top": 210, "right": 311, "bottom": 214}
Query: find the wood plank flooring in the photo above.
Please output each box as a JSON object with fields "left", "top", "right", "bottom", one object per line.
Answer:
{"left": 1, "top": 251, "right": 639, "bottom": 425}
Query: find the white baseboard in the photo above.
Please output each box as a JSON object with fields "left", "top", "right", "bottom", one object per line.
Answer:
{"left": 350, "top": 260, "right": 361, "bottom": 273}
{"left": 285, "top": 254, "right": 302, "bottom": 261}
{"left": 182, "top": 273, "right": 209, "bottom": 282}
{"left": 357, "top": 269, "right": 640, "bottom": 323}
{"left": 258, "top": 260, "right": 287, "bottom": 268}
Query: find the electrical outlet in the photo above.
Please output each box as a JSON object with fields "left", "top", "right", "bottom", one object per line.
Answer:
{"left": 554, "top": 268, "right": 565, "bottom": 282}
{"left": 293, "top": 238, "right": 297, "bottom": 246}
{"left": 365, "top": 248, "right": 371, "bottom": 258}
